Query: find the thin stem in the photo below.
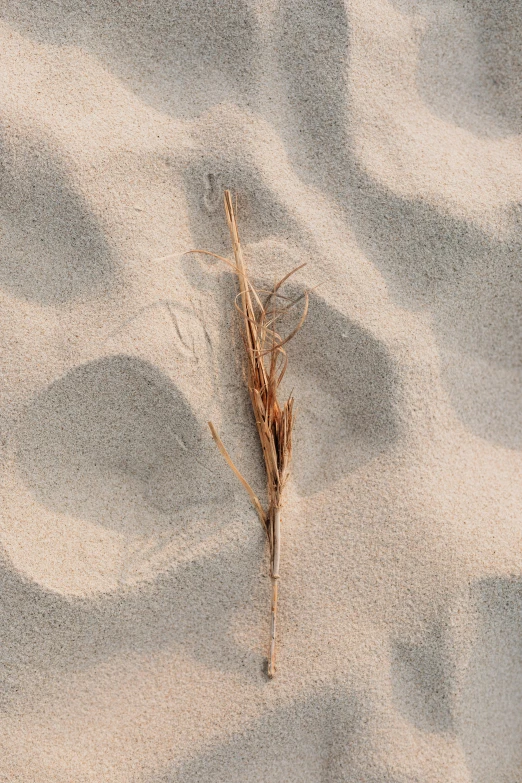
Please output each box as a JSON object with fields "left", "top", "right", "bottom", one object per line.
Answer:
{"left": 268, "top": 576, "right": 278, "bottom": 679}
{"left": 208, "top": 421, "right": 267, "bottom": 531}
{"left": 268, "top": 506, "right": 281, "bottom": 679}
{"left": 199, "top": 191, "right": 307, "bottom": 678}
{"left": 272, "top": 507, "right": 281, "bottom": 578}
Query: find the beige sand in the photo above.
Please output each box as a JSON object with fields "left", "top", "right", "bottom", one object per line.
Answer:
{"left": 0, "top": 1, "right": 521, "bottom": 780}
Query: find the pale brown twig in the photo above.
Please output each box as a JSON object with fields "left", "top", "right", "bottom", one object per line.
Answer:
{"left": 192, "top": 191, "right": 307, "bottom": 678}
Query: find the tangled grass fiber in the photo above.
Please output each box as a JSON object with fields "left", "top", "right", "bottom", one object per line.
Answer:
{"left": 191, "top": 191, "right": 308, "bottom": 677}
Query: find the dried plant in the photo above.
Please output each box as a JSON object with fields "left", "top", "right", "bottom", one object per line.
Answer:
{"left": 191, "top": 191, "right": 308, "bottom": 677}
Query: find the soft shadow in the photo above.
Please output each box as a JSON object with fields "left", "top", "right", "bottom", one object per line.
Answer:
{"left": 459, "top": 577, "right": 522, "bottom": 783}
{"left": 0, "top": 131, "right": 114, "bottom": 304}
{"left": 158, "top": 688, "right": 359, "bottom": 783}
{"left": 391, "top": 621, "right": 455, "bottom": 734}
{"left": 345, "top": 163, "right": 522, "bottom": 449}
{"left": 270, "top": 2, "right": 522, "bottom": 449}
{"left": 156, "top": 685, "right": 426, "bottom": 783}
{"left": 275, "top": 0, "right": 351, "bottom": 194}
{"left": 0, "top": 0, "right": 257, "bottom": 118}
{"left": 15, "top": 354, "right": 227, "bottom": 535}
{"left": 287, "top": 292, "right": 401, "bottom": 495}
{"left": 0, "top": 531, "right": 263, "bottom": 680}
{"left": 416, "top": 0, "right": 522, "bottom": 136}
{"left": 0, "top": 354, "right": 263, "bottom": 680}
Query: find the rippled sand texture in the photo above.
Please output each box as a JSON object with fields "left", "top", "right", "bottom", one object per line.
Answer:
{"left": 0, "top": 1, "right": 521, "bottom": 781}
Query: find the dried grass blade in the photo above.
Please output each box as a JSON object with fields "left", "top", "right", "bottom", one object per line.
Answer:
{"left": 208, "top": 421, "right": 267, "bottom": 530}
{"left": 273, "top": 262, "right": 308, "bottom": 292}
{"left": 202, "top": 191, "right": 307, "bottom": 679}
{"left": 183, "top": 249, "right": 240, "bottom": 272}
{"left": 256, "top": 291, "right": 309, "bottom": 357}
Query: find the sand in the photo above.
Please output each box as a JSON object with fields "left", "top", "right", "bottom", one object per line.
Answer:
{"left": 0, "top": 1, "right": 520, "bottom": 780}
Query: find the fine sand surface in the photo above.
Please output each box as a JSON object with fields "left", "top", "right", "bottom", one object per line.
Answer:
{"left": 0, "top": 1, "right": 521, "bottom": 781}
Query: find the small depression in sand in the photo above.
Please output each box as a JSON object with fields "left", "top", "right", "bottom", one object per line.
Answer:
{"left": 0, "top": 0, "right": 258, "bottom": 118}
{"left": 1, "top": 354, "right": 232, "bottom": 597}
{"left": 0, "top": 130, "right": 114, "bottom": 305}
{"left": 416, "top": 0, "right": 522, "bottom": 137}
{"left": 285, "top": 292, "right": 401, "bottom": 495}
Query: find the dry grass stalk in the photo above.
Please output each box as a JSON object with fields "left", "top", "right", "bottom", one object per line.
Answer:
{"left": 194, "top": 191, "right": 307, "bottom": 677}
